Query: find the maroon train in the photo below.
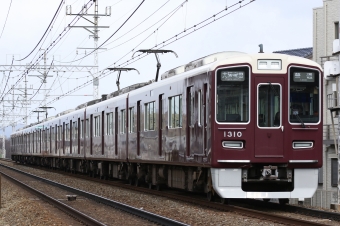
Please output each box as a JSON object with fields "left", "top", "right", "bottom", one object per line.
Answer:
{"left": 11, "top": 51, "right": 322, "bottom": 203}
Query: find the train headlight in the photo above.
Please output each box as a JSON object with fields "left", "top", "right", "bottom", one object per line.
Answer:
{"left": 222, "top": 141, "right": 243, "bottom": 149}
{"left": 292, "top": 141, "right": 313, "bottom": 149}
{"left": 258, "top": 60, "right": 282, "bottom": 70}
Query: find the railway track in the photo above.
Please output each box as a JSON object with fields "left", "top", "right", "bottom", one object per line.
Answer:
{"left": 1, "top": 160, "right": 333, "bottom": 225}
{"left": 0, "top": 163, "right": 188, "bottom": 226}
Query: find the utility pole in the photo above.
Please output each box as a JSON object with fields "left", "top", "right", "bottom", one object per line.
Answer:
{"left": 67, "top": 0, "right": 111, "bottom": 100}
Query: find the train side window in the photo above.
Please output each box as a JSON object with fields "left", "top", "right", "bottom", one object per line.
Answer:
{"left": 129, "top": 107, "right": 134, "bottom": 133}
{"left": 106, "top": 112, "right": 113, "bottom": 135}
{"left": 145, "top": 101, "right": 155, "bottom": 131}
{"left": 198, "top": 90, "right": 202, "bottom": 126}
{"left": 86, "top": 119, "right": 89, "bottom": 138}
{"left": 80, "top": 120, "right": 84, "bottom": 138}
{"left": 66, "top": 123, "right": 70, "bottom": 141}
{"left": 94, "top": 115, "right": 100, "bottom": 137}
{"left": 73, "top": 121, "right": 77, "bottom": 140}
{"left": 168, "top": 95, "right": 182, "bottom": 128}
{"left": 120, "top": 109, "right": 126, "bottom": 134}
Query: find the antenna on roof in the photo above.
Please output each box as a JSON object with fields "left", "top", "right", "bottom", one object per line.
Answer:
{"left": 259, "top": 44, "right": 264, "bottom": 53}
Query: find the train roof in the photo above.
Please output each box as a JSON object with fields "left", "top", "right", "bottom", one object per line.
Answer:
{"left": 12, "top": 51, "right": 322, "bottom": 136}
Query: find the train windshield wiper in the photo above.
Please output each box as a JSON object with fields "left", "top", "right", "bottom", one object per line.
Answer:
{"left": 293, "top": 112, "right": 306, "bottom": 128}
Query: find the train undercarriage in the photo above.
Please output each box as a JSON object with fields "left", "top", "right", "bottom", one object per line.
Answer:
{"left": 11, "top": 155, "right": 212, "bottom": 195}
{"left": 11, "top": 154, "right": 317, "bottom": 205}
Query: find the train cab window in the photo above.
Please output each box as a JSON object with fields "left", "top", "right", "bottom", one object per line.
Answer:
{"left": 106, "top": 113, "right": 113, "bottom": 135}
{"left": 169, "top": 95, "right": 182, "bottom": 128}
{"left": 289, "top": 67, "right": 320, "bottom": 124}
{"left": 257, "top": 84, "right": 281, "bottom": 127}
{"left": 129, "top": 107, "right": 134, "bottom": 133}
{"left": 120, "top": 109, "right": 126, "bottom": 134}
{"left": 145, "top": 102, "right": 155, "bottom": 131}
{"left": 94, "top": 116, "right": 101, "bottom": 137}
{"left": 216, "top": 67, "right": 249, "bottom": 123}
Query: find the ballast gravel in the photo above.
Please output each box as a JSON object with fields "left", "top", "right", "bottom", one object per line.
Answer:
{"left": 1, "top": 161, "right": 338, "bottom": 225}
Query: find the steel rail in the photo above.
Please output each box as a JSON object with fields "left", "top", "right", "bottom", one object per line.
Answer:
{"left": 0, "top": 170, "right": 106, "bottom": 226}
{"left": 0, "top": 163, "right": 188, "bottom": 226}
{"left": 233, "top": 198, "right": 340, "bottom": 222}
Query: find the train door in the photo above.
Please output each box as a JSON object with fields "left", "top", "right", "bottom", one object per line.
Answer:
{"left": 137, "top": 101, "right": 141, "bottom": 156}
{"left": 186, "top": 87, "right": 193, "bottom": 157}
{"left": 102, "top": 111, "right": 105, "bottom": 155}
{"left": 158, "top": 95, "right": 163, "bottom": 156}
{"left": 254, "top": 76, "right": 284, "bottom": 158}
{"left": 203, "top": 83, "right": 207, "bottom": 156}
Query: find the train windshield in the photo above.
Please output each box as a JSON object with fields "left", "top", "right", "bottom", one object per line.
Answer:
{"left": 216, "top": 67, "right": 249, "bottom": 123}
{"left": 289, "top": 67, "right": 320, "bottom": 124}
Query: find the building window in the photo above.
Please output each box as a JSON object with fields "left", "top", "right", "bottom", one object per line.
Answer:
{"left": 331, "top": 158, "right": 338, "bottom": 187}
{"left": 121, "top": 109, "right": 126, "bottom": 134}
{"left": 145, "top": 101, "right": 155, "bottom": 131}
{"left": 94, "top": 116, "right": 100, "bottom": 137}
{"left": 129, "top": 107, "right": 134, "bottom": 133}
{"left": 106, "top": 112, "right": 113, "bottom": 135}
{"left": 335, "top": 22, "right": 339, "bottom": 39}
{"left": 169, "top": 95, "right": 182, "bottom": 128}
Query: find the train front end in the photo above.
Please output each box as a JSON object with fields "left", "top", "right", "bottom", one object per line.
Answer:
{"left": 210, "top": 53, "right": 322, "bottom": 200}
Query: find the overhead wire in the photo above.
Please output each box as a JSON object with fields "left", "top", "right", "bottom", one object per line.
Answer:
{"left": 29, "top": 59, "right": 55, "bottom": 101}
{"left": 40, "top": 0, "right": 256, "bottom": 110}
{"left": 6, "top": 0, "right": 255, "bottom": 128}
{"left": 57, "top": 0, "right": 146, "bottom": 64}
{"left": 109, "top": 1, "right": 185, "bottom": 66}
{"left": 0, "top": 1, "right": 94, "bottom": 106}
{"left": 0, "top": 1, "right": 92, "bottom": 123}
{"left": 0, "top": 58, "right": 14, "bottom": 102}
{"left": 16, "top": 0, "right": 64, "bottom": 61}
{"left": 0, "top": 0, "right": 13, "bottom": 39}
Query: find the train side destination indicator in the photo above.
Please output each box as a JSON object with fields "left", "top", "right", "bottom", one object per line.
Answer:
{"left": 221, "top": 71, "right": 245, "bottom": 81}
{"left": 293, "top": 72, "right": 315, "bottom": 82}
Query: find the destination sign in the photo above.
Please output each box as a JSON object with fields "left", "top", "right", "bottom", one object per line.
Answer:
{"left": 220, "top": 71, "right": 245, "bottom": 81}
{"left": 293, "top": 72, "right": 315, "bottom": 82}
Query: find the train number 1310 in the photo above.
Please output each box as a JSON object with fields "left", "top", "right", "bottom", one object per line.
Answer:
{"left": 226, "top": 131, "right": 242, "bottom": 138}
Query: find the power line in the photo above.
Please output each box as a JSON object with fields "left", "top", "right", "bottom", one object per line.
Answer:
{"left": 109, "top": 0, "right": 253, "bottom": 69}
{"left": 16, "top": 0, "right": 64, "bottom": 61}
{"left": 59, "top": 0, "right": 146, "bottom": 64}
{"left": 2, "top": 0, "right": 256, "bottom": 129}
{"left": 0, "top": 58, "right": 14, "bottom": 102}
{"left": 0, "top": 1, "right": 94, "bottom": 105}
{"left": 43, "top": 0, "right": 256, "bottom": 108}
{"left": 0, "top": 0, "right": 13, "bottom": 39}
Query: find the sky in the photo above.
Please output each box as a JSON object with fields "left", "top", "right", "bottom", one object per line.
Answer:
{"left": 0, "top": 0, "right": 323, "bottom": 131}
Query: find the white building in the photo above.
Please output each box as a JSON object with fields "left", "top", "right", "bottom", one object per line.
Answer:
{"left": 312, "top": 0, "right": 340, "bottom": 209}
